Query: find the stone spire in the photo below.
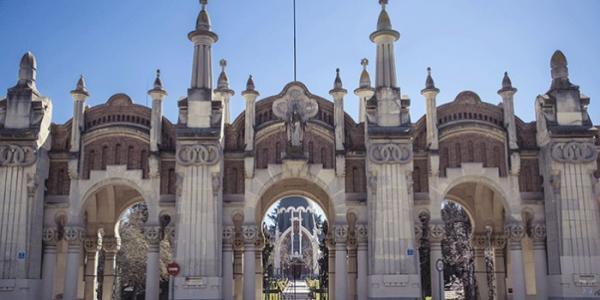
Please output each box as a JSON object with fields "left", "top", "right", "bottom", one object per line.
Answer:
{"left": 498, "top": 72, "right": 517, "bottom": 94}
{"left": 355, "top": 59, "right": 375, "bottom": 124}
{"left": 551, "top": 50, "right": 568, "bottom": 80}
{"left": 242, "top": 75, "right": 259, "bottom": 152}
{"left": 148, "top": 70, "right": 167, "bottom": 152}
{"left": 370, "top": 0, "right": 400, "bottom": 89}
{"left": 214, "top": 59, "right": 234, "bottom": 124}
{"left": 332, "top": 68, "right": 344, "bottom": 91}
{"left": 359, "top": 58, "right": 372, "bottom": 89}
{"left": 71, "top": 75, "right": 89, "bottom": 98}
{"left": 422, "top": 67, "right": 439, "bottom": 93}
{"left": 243, "top": 75, "right": 258, "bottom": 96}
{"left": 148, "top": 70, "right": 167, "bottom": 97}
{"left": 17, "top": 52, "right": 37, "bottom": 90}
{"left": 330, "top": 69, "right": 347, "bottom": 153}
{"left": 187, "top": 0, "right": 219, "bottom": 128}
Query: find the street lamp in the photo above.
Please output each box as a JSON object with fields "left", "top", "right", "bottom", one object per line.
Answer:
{"left": 436, "top": 258, "right": 444, "bottom": 300}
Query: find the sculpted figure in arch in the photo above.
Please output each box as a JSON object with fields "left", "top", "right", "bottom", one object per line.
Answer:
{"left": 288, "top": 102, "right": 305, "bottom": 147}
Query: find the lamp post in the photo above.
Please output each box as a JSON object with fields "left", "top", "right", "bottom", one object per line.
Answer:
{"left": 436, "top": 258, "right": 444, "bottom": 300}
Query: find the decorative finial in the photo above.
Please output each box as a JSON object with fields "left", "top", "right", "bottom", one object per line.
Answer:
{"left": 18, "top": 51, "right": 37, "bottom": 85}
{"left": 71, "top": 74, "right": 89, "bottom": 97}
{"left": 200, "top": 0, "right": 207, "bottom": 9}
{"left": 334, "top": 68, "right": 343, "bottom": 89}
{"left": 421, "top": 67, "right": 439, "bottom": 94}
{"left": 359, "top": 58, "right": 372, "bottom": 89}
{"left": 220, "top": 59, "right": 227, "bottom": 72}
{"left": 379, "top": 0, "right": 388, "bottom": 9}
{"left": 246, "top": 75, "right": 255, "bottom": 91}
{"left": 498, "top": 71, "right": 517, "bottom": 94}
{"left": 217, "top": 59, "right": 231, "bottom": 90}
{"left": 196, "top": 0, "right": 211, "bottom": 31}
{"left": 550, "top": 50, "right": 569, "bottom": 81}
{"left": 154, "top": 69, "right": 164, "bottom": 90}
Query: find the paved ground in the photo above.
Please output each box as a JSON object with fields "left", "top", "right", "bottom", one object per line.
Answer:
{"left": 283, "top": 280, "right": 311, "bottom": 300}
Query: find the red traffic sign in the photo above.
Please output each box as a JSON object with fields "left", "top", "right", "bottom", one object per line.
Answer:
{"left": 167, "top": 262, "right": 180, "bottom": 277}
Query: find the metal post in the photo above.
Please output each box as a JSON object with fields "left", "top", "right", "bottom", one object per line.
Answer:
{"left": 436, "top": 258, "right": 444, "bottom": 300}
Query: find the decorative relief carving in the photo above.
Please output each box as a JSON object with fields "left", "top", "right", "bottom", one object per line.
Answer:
{"left": 242, "top": 225, "right": 257, "bottom": 244}
{"left": 504, "top": 222, "right": 526, "bottom": 246}
{"left": 0, "top": 144, "right": 37, "bottom": 166}
{"left": 333, "top": 225, "right": 348, "bottom": 244}
{"left": 222, "top": 226, "right": 235, "bottom": 244}
{"left": 427, "top": 223, "right": 445, "bottom": 243}
{"left": 356, "top": 224, "right": 368, "bottom": 244}
{"left": 42, "top": 227, "right": 59, "bottom": 246}
{"left": 64, "top": 226, "right": 84, "bottom": 245}
{"left": 83, "top": 237, "right": 100, "bottom": 253}
{"left": 529, "top": 223, "right": 547, "bottom": 243}
{"left": 492, "top": 234, "right": 507, "bottom": 249}
{"left": 414, "top": 223, "right": 423, "bottom": 242}
{"left": 368, "top": 143, "right": 412, "bottom": 164}
{"left": 176, "top": 144, "right": 221, "bottom": 166}
{"left": 102, "top": 236, "right": 121, "bottom": 253}
{"left": 272, "top": 89, "right": 318, "bottom": 125}
{"left": 144, "top": 226, "right": 162, "bottom": 245}
{"left": 551, "top": 142, "right": 597, "bottom": 163}
{"left": 211, "top": 172, "right": 221, "bottom": 197}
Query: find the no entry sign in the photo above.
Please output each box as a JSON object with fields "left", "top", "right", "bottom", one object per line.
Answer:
{"left": 167, "top": 262, "right": 180, "bottom": 277}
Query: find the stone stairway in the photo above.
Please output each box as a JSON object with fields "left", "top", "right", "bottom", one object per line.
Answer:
{"left": 282, "top": 280, "right": 311, "bottom": 300}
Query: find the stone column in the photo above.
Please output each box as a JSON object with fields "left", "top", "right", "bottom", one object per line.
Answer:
{"left": 63, "top": 226, "right": 84, "bottom": 300}
{"left": 472, "top": 235, "right": 490, "bottom": 300}
{"left": 325, "top": 233, "right": 336, "bottom": 300}
{"left": 254, "top": 230, "right": 265, "bottom": 300}
{"left": 493, "top": 235, "right": 508, "bottom": 300}
{"left": 83, "top": 237, "right": 100, "bottom": 300}
{"left": 242, "top": 225, "right": 257, "bottom": 300}
{"left": 222, "top": 227, "right": 234, "bottom": 300}
{"left": 505, "top": 222, "right": 527, "bottom": 300}
{"left": 101, "top": 236, "right": 120, "bottom": 300}
{"left": 428, "top": 222, "right": 445, "bottom": 300}
{"left": 530, "top": 223, "right": 548, "bottom": 300}
{"left": 41, "top": 227, "right": 59, "bottom": 300}
{"left": 334, "top": 225, "right": 348, "bottom": 300}
{"left": 144, "top": 226, "right": 162, "bottom": 300}
{"left": 356, "top": 225, "right": 368, "bottom": 300}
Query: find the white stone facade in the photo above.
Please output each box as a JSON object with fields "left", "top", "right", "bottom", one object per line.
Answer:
{"left": 0, "top": 1, "right": 599, "bottom": 300}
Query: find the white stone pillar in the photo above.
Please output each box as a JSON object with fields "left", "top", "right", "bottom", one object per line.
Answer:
{"left": 83, "top": 237, "right": 100, "bottom": 300}
{"left": 531, "top": 223, "right": 548, "bottom": 300}
{"left": 255, "top": 231, "right": 265, "bottom": 300}
{"left": 242, "top": 225, "right": 257, "bottom": 300}
{"left": 326, "top": 235, "right": 336, "bottom": 300}
{"left": 505, "top": 222, "right": 527, "bottom": 300}
{"left": 102, "top": 237, "right": 120, "bottom": 300}
{"left": 63, "top": 227, "right": 84, "bottom": 300}
{"left": 148, "top": 71, "right": 167, "bottom": 152}
{"left": 472, "top": 235, "right": 489, "bottom": 300}
{"left": 233, "top": 247, "right": 244, "bottom": 300}
{"left": 41, "top": 228, "right": 59, "bottom": 300}
{"left": 222, "top": 227, "right": 234, "bottom": 300}
{"left": 69, "top": 76, "right": 88, "bottom": 152}
{"left": 421, "top": 69, "right": 440, "bottom": 151}
{"left": 333, "top": 226, "right": 348, "bottom": 300}
{"left": 493, "top": 236, "right": 508, "bottom": 300}
{"left": 145, "top": 226, "right": 162, "bottom": 300}
{"left": 347, "top": 237, "right": 357, "bottom": 300}
{"left": 356, "top": 225, "right": 368, "bottom": 300}
{"left": 429, "top": 222, "right": 445, "bottom": 300}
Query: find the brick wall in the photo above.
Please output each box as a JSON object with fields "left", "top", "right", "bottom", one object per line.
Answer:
{"left": 439, "top": 133, "right": 507, "bottom": 177}
{"left": 345, "top": 159, "right": 366, "bottom": 193}
{"left": 82, "top": 137, "right": 150, "bottom": 179}
{"left": 46, "top": 161, "right": 70, "bottom": 195}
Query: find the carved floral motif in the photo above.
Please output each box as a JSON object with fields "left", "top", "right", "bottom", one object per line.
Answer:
{"left": 144, "top": 226, "right": 162, "bottom": 245}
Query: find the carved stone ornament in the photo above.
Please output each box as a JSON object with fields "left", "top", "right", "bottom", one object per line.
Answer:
{"left": 176, "top": 144, "right": 221, "bottom": 166}
{"left": 414, "top": 223, "right": 423, "bottom": 241}
{"left": 64, "top": 226, "right": 84, "bottom": 245}
{"left": 144, "top": 226, "right": 162, "bottom": 245}
{"left": 504, "top": 222, "right": 526, "bottom": 244}
{"left": 492, "top": 234, "right": 507, "bottom": 249}
{"left": 83, "top": 237, "right": 100, "bottom": 253}
{"left": 529, "top": 223, "right": 547, "bottom": 243}
{"left": 356, "top": 224, "right": 368, "bottom": 243}
{"left": 165, "top": 226, "right": 176, "bottom": 243}
{"left": 428, "top": 223, "right": 445, "bottom": 243}
{"left": 0, "top": 144, "right": 37, "bottom": 166}
{"left": 334, "top": 225, "right": 348, "bottom": 244}
{"left": 471, "top": 234, "right": 487, "bottom": 249}
{"left": 222, "top": 226, "right": 235, "bottom": 243}
{"left": 102, "top": 236, "right": 121, "bottom": 253}
{"left": 42, "top": 227, "right": 59, "bottom": 246}
{"left": 551, "top": 142, "right": 597, "bottom": 164}
{"left": 211, "top": 172, "right": 221, "bottom": 197}
{"left": 272, "top": 89, "right": 319, "bottom": 125}
{"left": 368, "top": 143, "right": 412, "bottom": 164}
{"left": 242, "top": 225, "right": 257, "bottom": 244}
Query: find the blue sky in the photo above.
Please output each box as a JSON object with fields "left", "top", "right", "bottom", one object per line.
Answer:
{"left": 1, "top": 0, "right": 599, "bottom": 124}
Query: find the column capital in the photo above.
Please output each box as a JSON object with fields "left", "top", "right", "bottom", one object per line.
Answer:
{"left": 427, "top": 222, "right": 445, "bottom": 244}
{"left": 471, "top": 234, "right": 487, "bottom": 249}
{"left": 356, "top": 224, "right": 368, "bottom": 244}
{"left": 83, "top": 236, "right": 101, "bottom": 253}
{"left": 242, "top": 225, "right": 258, "bottom": 245}
{"left": 333, "top": 225, "right": 348, "bottom": 244}
{"left": 529, "top": 223, "right": 547, "bottom": 247}
{"left": 42, "top": 227, "right": 60, "bottom": 247}
{"left": 102, "top": 236, "right": 121, "bottom": 254}
{"left": 504, "top": 221, "right": 526, "bottom": 249}
{"left": 64, "top": 226, "right": 85, "bottom": 246}
{"left": 144, "top": 226, "right": 162, "bottom": 246}
{"left": 223, "top": 226, "right": 235, "bottom": 244}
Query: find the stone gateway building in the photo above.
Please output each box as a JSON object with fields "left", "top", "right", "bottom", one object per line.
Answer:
{"left": 0, "top": 1, "right": 599, "bottom": 300}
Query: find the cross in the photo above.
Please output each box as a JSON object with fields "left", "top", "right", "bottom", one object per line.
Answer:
{"left": 379, "top": 0, "right": 388, "bottom": 8}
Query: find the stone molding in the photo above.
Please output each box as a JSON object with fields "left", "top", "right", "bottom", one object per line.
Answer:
{"left": 144, "top": 226, "right": 162, "bottom": 246}
{"left": 42, "top": 227, "right": 59, "bottom": 247}
{"left": 368, "top": 143, "right": 412, "bottom": 164}
{"left": 64, "top": 226, "right": 85, "bottom": 246}
{"left": 551, "top": 142, "right": 597, "bottom": 163}
{"left": 427, "top": 222, "right": 445, "bottom": 244}
{"left": 0, "top": 144, "right": 37, "bottom": 167}
{"left": 176, "top": 144, "right": 221, "bottom": 166}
